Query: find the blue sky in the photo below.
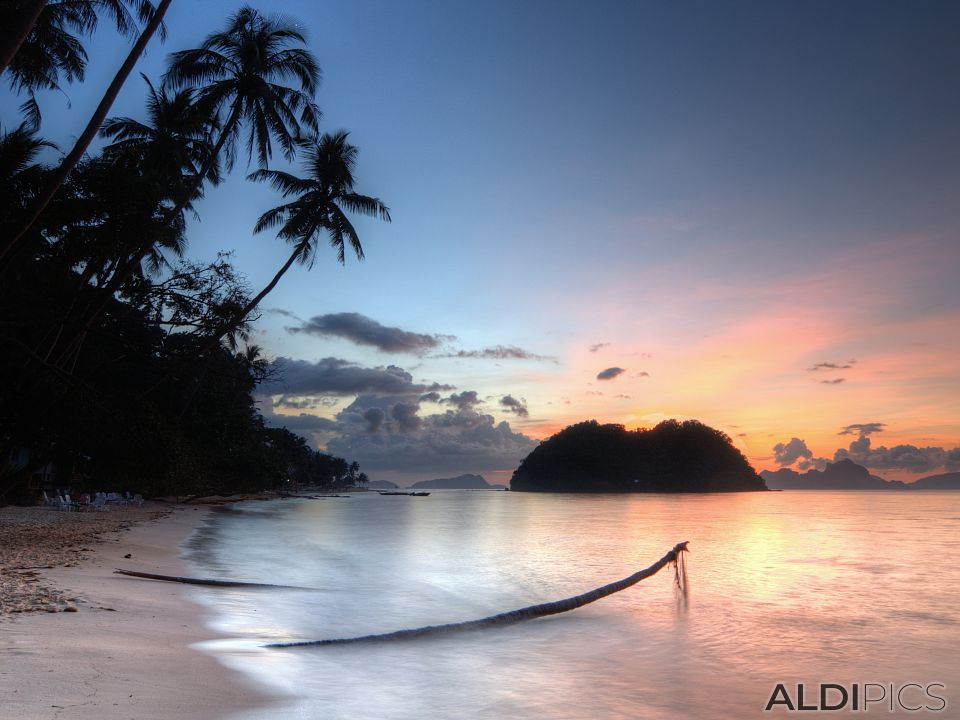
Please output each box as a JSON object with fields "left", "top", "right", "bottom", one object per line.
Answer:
{"left": 6, "top": 0, "right": 959, "bottom": 483}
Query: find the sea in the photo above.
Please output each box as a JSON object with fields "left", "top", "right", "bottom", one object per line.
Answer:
{"left": 183, "top": 490, "right": 960, "bottom": 719}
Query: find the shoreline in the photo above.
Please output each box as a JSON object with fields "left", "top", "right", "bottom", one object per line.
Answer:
{"left": 1, "top": 504, "right": 276, "bottom": 719}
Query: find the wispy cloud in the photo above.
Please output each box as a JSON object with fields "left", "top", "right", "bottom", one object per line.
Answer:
{"left": 808, "top": 360, "right": 856, "bottom": 371}
{"left": 433, "top": 345, "right": 554, "bottom": 362}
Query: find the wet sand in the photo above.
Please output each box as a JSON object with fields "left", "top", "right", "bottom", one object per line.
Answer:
{"left": 0, "top": 503, "right": 275, "bottom": 719}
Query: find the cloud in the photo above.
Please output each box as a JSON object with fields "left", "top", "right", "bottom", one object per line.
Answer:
{"left": 499, "top": 395, "right": 529, "bottom": 417}
{"left": 773, "top": 437, "right": 829, "bottom": 470}
{"left": 832, "top": 423, "right": 960, "bottom": 473}
{"left": 272, "top": 395, "right": 334, "bottom": 410}
{"left": 434, "top": 345, "right": 553, "bottom": 362}
{"left": 259, "top": 407, "right": 340, "bottom": 435}
{"left": 443, "top": 391, "right": 481, "bottom": 411}
{"left": 390, "top": 402, "right": 422, "bottom": 432}
{"left": 261, "top": 357, "right": 453, "bottom": 397}
{"left": 820, "top": 378, "right": 845, "bottom": 384}
{"left": 773, "top": 437, "right": 813, "bottom": 466}
{"left": 614, "top": 394, "right": 631, "bottom": 399}
{"left": 363, "top": 407, "right": 385, "bottom": 433}
{"left": 258, "top": 365, "right": 539, "bottom": 476}
{"left": 589, "top": 342, "right": 610, "bottom": 353}
{"left": 288, "top": 313, "right": 449, "bottom": 354}
{"left": 633, "top": 371, "right": 650, "bottom": 378}
{"left": 265, "top": 307, "right": 303, "bottom": 321}
{"left": 326, "top": 396, "right": 538, "bottom": 474}
{"left": 596, "top": 367, "right": 626, "bottom": 381}
{"left": 808, "top": 360, "right": 856, "bottom": 371}
{"left": 839, "top": 423, "right": 886, "bottom": 436}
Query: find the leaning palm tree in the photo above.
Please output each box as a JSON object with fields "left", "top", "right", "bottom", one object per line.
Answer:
{"left": 0, "top": 0, "right": 171, "bottom": 266}
{"left": 3, "top": 0, "right": 160, "bottom": 127}
{"left": 1, "top": 0, "right": 156, "bottom": 78}
{"left": 204, "top": 131, "right": 390, "bottom": 351}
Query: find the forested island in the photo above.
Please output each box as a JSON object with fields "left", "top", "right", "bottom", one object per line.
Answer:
{"left": 511, "top": 419, "right": 767, "bottom": 493}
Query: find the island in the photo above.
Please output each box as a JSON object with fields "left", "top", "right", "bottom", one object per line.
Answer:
{"left": 510, "top": 419, "right": 767, "bottom": 492}
{"left": 409, "top": 474, "right": 503, "bottom": 490}
{"left": 761, "top": 462, "right": 960, "bottom": 490}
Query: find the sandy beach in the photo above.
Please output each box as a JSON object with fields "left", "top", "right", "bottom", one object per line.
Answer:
{"left": 0, "top": 503, "right": 272, "bottom": 719}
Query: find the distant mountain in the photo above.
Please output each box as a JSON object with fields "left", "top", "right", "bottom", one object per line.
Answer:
{"left": 367, "top": 480, "right": 399, "bottom": 489}
{"left": 761, "top": 459, "right": 907, "bottom": 489}
{"left": 511, "top": 419, "right": 766, "bottom": 493}
{"left": 910, "top": 472, "right": 960, "bottom": 490}
{"left": 409, "top": 474, "right": 493, "bottom": 489}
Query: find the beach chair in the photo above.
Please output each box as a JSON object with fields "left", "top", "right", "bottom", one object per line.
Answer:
{"left": 89, "top": 494, "right": 109, "bottom": 511}
{"left": 53, "top": 492, "right": 73, "bottom": 511}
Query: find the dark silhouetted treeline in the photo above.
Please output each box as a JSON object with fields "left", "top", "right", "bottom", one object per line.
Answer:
{"left": 0, "top": 4, "right": 387, "bottom": 504}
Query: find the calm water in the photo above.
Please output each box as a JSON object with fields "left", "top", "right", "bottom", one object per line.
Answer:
{"left": 184, "top": 491, "right": 960, "bottom": 719}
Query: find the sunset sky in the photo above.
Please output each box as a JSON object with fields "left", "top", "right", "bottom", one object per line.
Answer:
{"left": 11, "top": 0, "right": 959, "bottom": 484}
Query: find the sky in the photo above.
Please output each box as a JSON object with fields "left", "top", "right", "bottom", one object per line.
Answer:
{"left": 6, "top": 0, "right": 959, "bottom": 485}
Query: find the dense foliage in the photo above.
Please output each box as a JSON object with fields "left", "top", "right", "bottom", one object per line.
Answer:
{"left": 511, "top": 419, "right": 768, "bottom": 492}
{"left": 0, "top": 4, "right": 386, "bottom": 504}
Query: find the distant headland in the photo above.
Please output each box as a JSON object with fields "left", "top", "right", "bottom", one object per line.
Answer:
{"left": 761, "top": 460, "right": 960, "bottom": 490}
{"left": 510, "top": 419, "right": 767, "bottom": 493}
{"left": 409, "top": 474, "right": 506, "bottom": 490}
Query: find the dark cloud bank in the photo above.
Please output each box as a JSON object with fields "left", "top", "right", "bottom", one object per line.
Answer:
{"left": 259, "top": 358, "right": 537, "bottom": 476}
{"left": 773, "top": 423, "right": 960, "bottom": 475}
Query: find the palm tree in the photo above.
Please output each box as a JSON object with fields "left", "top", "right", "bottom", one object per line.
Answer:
{"left": 101, "top": 74, "right": 221, "bottom": 218}
{"left": 0, "top": 1, "right": 48, "bottom": 76}
{"left": 61, "top": 5, "right": 321, "bottom": 337}
{"left": 0, "top": 0, "right": 171, "bottom": 266}
{"left": 204, "top": 131, "right": 390, "bottom": 351}
{"left": 3, "top": 0, "right": 160, "bottom": 127}
{"left": 163, "top": 5, "right": 320, "bottom": 195}
{"left": 0, "top": 123, "right": 54, "bottom": 215}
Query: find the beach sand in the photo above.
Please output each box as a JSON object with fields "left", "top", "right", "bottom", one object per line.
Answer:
{"left": 0, "top": 503, "right": 273, "bottom": 719}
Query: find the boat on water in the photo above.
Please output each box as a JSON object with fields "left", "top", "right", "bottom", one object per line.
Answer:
{"left": 378, "top": 491, "right": 431, "bottom": 496}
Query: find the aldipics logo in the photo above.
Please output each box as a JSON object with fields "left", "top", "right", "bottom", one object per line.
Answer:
{"left": 764, "top": 683, "right": 947, "bottom": 713}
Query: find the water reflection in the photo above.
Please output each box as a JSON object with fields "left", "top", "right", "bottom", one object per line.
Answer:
{"left": 184, "top": 490, "right": 960, "bottom": 719}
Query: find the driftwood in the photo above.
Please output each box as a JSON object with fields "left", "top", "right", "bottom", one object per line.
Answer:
{"left": 269, "top": 541, "right": 689, "bottom": 648}
{"left": 113, "top": 569, "right": 309, "bottom": 589}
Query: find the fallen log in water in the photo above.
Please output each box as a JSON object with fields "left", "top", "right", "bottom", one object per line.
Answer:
{"left": 113, "top": 569, "right": 310, "bottom": 589}
{"left": 269, "top": 541, "right": 689, "bottom": 648}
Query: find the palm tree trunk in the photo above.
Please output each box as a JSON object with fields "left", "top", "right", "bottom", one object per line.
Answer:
{"left": 0, "top": 0, "right": 173, "bottom": 267}
{"left": 203, "top": 242, "right": 306, "bottom": 354}
{"left": 0, "top": 0, "right": 47, "bottom": 76}
{"left": 269, "top": 542, "right": 690, "bottom": 647}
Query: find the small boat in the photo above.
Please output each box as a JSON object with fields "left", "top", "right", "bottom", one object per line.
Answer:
{"left": 378, "top": 491, "right": 431, "bottom": 496}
